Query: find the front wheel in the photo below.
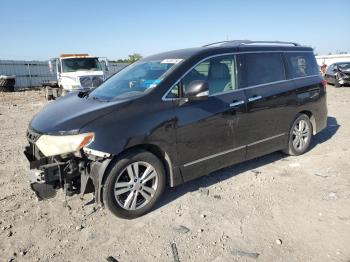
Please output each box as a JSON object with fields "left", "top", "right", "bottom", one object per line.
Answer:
{"left": 103, "top": 150, "right": 166, "bottom": 219}
{"left": 283, "top": 114, "right": 313, "bottom": 156}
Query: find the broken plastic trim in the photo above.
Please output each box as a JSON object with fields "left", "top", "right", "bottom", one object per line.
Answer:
{"left": 83, "top": 148, "right": 111, "bottom": 158}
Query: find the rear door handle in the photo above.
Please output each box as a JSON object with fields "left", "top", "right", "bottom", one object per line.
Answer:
{"left": 248, "top": 95, "right": 262, "bottom": 102}
{"left": 229, "top": 100, "right": 245, "bottom": 107}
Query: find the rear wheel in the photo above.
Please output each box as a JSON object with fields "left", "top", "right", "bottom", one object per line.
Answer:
{"left": 57, "top": 86, "right": 63, "bottom": 97}
{"left": 283, "top": 114, "right": 313, "bottom": 156}
{"left": 103, "top": 150, "right": 166, "bottom": 219}
{"left": 0, "top": 85, "right": 14, "bottom": 92}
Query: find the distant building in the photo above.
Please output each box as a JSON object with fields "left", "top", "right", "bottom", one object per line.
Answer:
{"left": 316, "top": 54, "right": 350, "bottom": 67}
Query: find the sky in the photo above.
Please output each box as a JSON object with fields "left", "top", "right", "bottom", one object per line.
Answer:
{"left": 0, "top": 0, "right": 349, "bottom": 61}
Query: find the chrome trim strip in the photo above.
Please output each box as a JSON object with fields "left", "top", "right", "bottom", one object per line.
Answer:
{"left": 182, "top": 132, "right": 287, "bottom": 168}
{"left": 161, "top": 50, "right": 319, "bottom": 101}
{"left": 247, "top": 133, "right": 286, "bottom": 147}
{"left": 183, "top": 145, "right": 246, "bottom": 167}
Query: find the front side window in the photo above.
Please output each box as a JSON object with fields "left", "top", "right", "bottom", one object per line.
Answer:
{"left": 62, "top": 58, "right": 102, "bottom": 73}
{"left": 91, "top": 60, "right": 180, "bottom": 100}
{"left": 285, "top": 52, "right": 319, "bottom": 78}
{"left": 167, "top": 55, "right": 236, "bottom": 98}
{"left": 237, "top": 53, "right": 286, "bottom": 88}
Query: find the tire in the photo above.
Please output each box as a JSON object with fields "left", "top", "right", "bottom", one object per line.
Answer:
{"left": 58, "top": 86, "right": 63, "bottom": 97}
{"left": 45, "top": 89, "right": 54, "bottom": 100}
{"left": 0, "top": 78, "right": 15, "bottom": 87}
{"left": 283, "top": 114, "right": 313, "bottom": 156}
{"left": 103, "top": 150, "right": 166, "bottom": 219}
{"left": 0, "top": 85, "right": 14, "bottom": 92}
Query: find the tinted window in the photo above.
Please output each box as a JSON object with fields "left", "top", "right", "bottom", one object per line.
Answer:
{"left": 285, "top": 52, "right": 319, "bottom": 78}
{"left": 338, "top": 63, "right": 350, "bottom": 70}
{"left": 166, "top": 55, "right": 236, "bottom": 97}
{"left": 238, "top": 53, "right": 285, "bottom": 88}
{"left": 326, "top": 64, "right": 334, "bottom": 74}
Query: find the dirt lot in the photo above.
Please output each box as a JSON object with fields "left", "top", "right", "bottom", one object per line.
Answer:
{"left": 0, "top": 86, "right": 349, "bottom": 262}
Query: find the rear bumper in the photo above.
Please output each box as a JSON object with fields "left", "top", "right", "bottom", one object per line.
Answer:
{"left": 315, "top": 93, "right": 328, "bottom": 134}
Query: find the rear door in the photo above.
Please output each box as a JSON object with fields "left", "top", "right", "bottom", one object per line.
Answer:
{"left": 166, "top": 55, "right": 247, "bottom": 182}
{"left": 237, "top": 52, "right": 295, "bottom": 159}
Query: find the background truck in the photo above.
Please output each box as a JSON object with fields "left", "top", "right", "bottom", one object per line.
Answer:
{"left": 43, "top": 54, "right": 108, "bottom": 100}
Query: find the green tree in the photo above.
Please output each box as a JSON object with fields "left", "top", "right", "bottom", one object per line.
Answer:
{"left": 116, "top": 53, "right": 143, "bottom": 63}
{"left": 128, "top": 53, "right": 143, "bottom": 62}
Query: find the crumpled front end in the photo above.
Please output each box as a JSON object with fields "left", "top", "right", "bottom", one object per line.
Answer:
{"left": 338, "top": 71, "right": 350, "bottom": 85}
{"left": 23, "top": 127, "right": 110, "bottom": 201}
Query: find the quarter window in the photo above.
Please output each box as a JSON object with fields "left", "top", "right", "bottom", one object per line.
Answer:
{"left": 285, "top": 52, "right": 319, "bottom": 78}
{"left": 237, "top": 53, "right": 286, "bottom": 88}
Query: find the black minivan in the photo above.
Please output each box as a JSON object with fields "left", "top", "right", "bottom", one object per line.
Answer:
{"left": 24, "top": 40, "right": 327, "bottom": 218}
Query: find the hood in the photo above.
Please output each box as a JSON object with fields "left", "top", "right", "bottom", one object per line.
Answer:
{"left": 30, "top": 92, "right": 131, "bottom": 134}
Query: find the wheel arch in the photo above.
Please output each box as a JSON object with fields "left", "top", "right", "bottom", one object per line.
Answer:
{"left": 298, "top": 110, "right": 316, "bottom": 135}
{"left": 95, "top": 143, "right": 181, "bottom": 204}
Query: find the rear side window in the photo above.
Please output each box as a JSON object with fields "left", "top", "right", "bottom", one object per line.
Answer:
{"left": 285, "top": 52, "right": 319, "bottom": 78}
{"left": 237, "top": 53, "right": 285, "bottom": 88}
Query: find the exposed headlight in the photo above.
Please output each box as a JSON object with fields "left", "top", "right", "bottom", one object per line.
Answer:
{"left": 36, "top": 133, "right": 94, "bottom": 157}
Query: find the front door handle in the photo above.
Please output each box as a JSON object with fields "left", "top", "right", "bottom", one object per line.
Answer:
{"left": 248, "top": 95, "right": 262, "bottom": 102}
{"left": 230, "top": 100, "right": 245, "bottom": 107}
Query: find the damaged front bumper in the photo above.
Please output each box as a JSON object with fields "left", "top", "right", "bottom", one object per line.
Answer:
{"left": 24, "top": 128, "right": 111, "bottom": 202}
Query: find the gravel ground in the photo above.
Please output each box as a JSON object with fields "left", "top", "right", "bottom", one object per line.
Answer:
{"left": 0, "top": 86, "right": 349, "bottom": 262}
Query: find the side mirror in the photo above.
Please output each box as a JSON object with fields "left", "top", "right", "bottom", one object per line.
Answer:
{"left": 184, "top": 80, "right": 209, "bottom": 100}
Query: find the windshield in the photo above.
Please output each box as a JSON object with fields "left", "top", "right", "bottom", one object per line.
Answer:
{"left": 338, "top": 63, "right": 350, "bottom": 70}
{"left": 61, "top": 58, "right": 102, "bottom": 73}
{"left": 89, "top": 59, "right": 181, "bottom": 100}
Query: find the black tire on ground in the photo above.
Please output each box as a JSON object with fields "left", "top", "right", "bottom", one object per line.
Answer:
{"left": 0, "top": 85, "right": 14, "bottom": 92}
{"left": 283, "top": 114, "right": 313, "bottom": 156}
{"left": 0, "top": 78, "right": 15, "bottom": 87}
{"left": 45, "top": 92, "right": 54, "bottom": 101}
{"left": 103, "top": 149, "right": 166, "bottom": 219}
{"left": 58, "top": 86, "right": 63, "bottom": 97}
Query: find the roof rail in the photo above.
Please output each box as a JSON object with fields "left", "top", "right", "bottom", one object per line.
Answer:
{"left": 203, "top": 40, "right": 301, "bottom": 47}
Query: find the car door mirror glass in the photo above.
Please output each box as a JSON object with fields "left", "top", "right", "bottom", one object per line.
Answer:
{"left": 184, "top": 80, "right": 209, "bottom": 100}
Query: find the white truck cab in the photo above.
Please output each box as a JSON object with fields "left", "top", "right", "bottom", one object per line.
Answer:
{"left": 45, "top": 54, "right": 108, "bottom": 99}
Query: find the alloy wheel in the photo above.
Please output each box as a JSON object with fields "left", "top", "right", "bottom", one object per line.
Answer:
{"left": 114, "top": 161, "right": 158, "bottom": 210}
{"left": 292, "top": 119, "right": 310, "bottom": 151}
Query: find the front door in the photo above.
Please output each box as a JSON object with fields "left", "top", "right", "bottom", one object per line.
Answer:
{"left": 169, "top": 55, "right": 247, "bottom": 182}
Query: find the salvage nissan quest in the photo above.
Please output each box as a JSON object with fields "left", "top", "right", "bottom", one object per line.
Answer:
{"left": 24, "top": 40, "right": 327, "bottom": 218}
